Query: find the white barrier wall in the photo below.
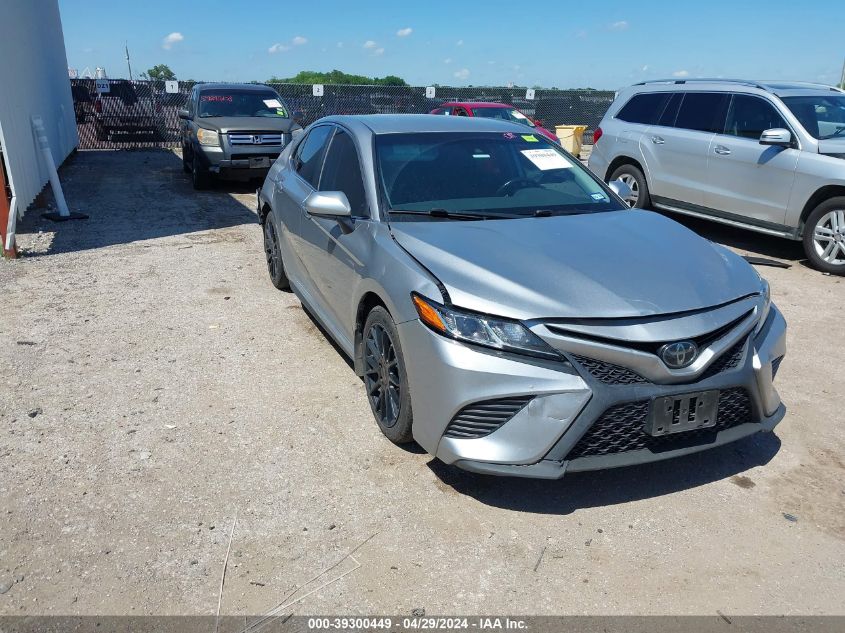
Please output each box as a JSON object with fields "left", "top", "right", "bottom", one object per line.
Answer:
{"left": 0, "top": 0, "right": 79, "bottom": 223}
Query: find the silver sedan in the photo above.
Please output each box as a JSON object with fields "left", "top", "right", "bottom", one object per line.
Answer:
{"left": 257, "top": 114, "right": 787, "bottom": 479}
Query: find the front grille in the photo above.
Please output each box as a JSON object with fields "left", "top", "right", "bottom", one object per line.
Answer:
{"left": 699, "top": 338, "right": 746, "bottom": 380}
{"left": 566, "top": 387, "right": 753, "bottom": 459}
{"left": 444, "top": 396, "right": 534, "bottom": 439}
{"left": 229, "top": 133, "right": 284, "bottom": 146}
{"left": 571, "top": 355, "right": 647, "bottom": 385}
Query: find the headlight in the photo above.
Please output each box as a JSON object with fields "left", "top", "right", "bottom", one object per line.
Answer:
{"left": 411, "top": 293, "right": 561, "bottom": 360}
{"left": 755, "top": 278, "right": 771, "bottom": 334}
{"left": 196, "top": 128, "right": 220, "bottom": 146}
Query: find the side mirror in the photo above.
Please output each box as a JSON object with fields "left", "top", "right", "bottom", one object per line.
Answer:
{"left": 293, "top": 110, "right": 305, "bottom": 121}
{"left": 304, "top": 191, "right": 351, "bottom": 217}
{"left": 759, "top": 128, "right": 791, "bottom": 147}
{"left": 608, "top": 179, "right": 633, "bottom": 204}
{"left": 178, "top": 108, "right": 191, "bottom": 120}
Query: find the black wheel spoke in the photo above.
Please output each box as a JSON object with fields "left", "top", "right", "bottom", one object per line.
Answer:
{"left": 364, "top": 322, "right": 401, "bottom": 428}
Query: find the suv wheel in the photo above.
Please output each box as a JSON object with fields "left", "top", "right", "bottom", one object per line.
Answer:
{"left": 191, "top": 153, "right": 211, "bottom": 190}
{"left": 803, "top": 197, "right": 845, "bottom": 275}
{"left": 362, "top": 306, "right": 414, "bottom": 444}
{"left": 262, "top": 214, "right": 290, "bottom": 290}
{"left": 610, "top": 164, "right": 650, "bottom": 209}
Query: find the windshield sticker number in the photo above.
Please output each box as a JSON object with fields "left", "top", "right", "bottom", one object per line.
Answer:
{"left": 520, "top": 149, "right": 571, "bottom": 170}
{"left": 201, "top": 95, "right": 233, "bottom": 102}
{"left": 521, "top": 134, "right": 538, "bottom": 142}
{"left": 263, "top": 99, "right": 283, "bottom": 108}
{"left": 590, "top": 192, "right": 607, "bottom": 200}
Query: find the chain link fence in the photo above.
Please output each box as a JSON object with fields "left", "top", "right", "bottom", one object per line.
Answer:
{"left": 70, "top": 79, "right": 613, "bottom": 150}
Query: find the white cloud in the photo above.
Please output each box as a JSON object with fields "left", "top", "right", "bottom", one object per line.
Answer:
{"left": 672, "top": 69, "right": 689, "bottom": 77}
{"left": 575, "top": 29, "right": 588, "bottom": 39}
{"left": 374, "top": 47, "right": 385, "bottom": 56}
{"left": 609, "top": 20, "right": 629, "bottom": 31}
{"left": 363, "top": 40, "right": 377, "bottom": 49}
{"left": 162, "top": 32, "right": 184, "bottom": 50}
{"left": 268, "top": 43, "right": 290, "bottom": 54}
{"left": 336, "top": 41, "right": 344, "bottom": 48}
{"left": 454, "top": 68, "right": 470, "bottom": 81}
{"left": 443, "top": 58, "right": 452, "bottom": 64}
{"left": 292, "top": 35, "right": 307, "bottom": 46}
{"left": 456, "top": 39, "right": 464, "bottom": 46}
{"left": 396, "top": 27, "right": 413, "bottom": 37}
{"left": 641, "top": 64, "right": 649, "bottom": 71}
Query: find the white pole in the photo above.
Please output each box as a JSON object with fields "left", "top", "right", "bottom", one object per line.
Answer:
{"left": 4, "top": 194, "right": 16, "bottom": 253}
{"left": 31, "top": 116, "right": 70, "bottom": 217}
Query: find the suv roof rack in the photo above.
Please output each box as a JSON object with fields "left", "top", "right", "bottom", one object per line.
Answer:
{"left": 633, "top": 78, "right": 768, "bottom": 90}
{"left": 633, "top": 78, "right": 844, "bottom": 94}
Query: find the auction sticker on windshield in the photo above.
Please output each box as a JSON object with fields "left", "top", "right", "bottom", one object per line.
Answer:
{"left": 521, "top": 148, "right": 571, "bottom": 170}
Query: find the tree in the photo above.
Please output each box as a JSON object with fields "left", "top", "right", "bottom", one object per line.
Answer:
{"left": 142, "top": 64, "right": 176, "bottom": 81}
{"left": 268, "top": 69, "right": 407, "bottom": 86}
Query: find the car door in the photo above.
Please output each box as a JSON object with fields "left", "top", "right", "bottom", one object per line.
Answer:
{"left": 295, "top": 125, "right": 371, "bottom": 345}
{"left": 704, "top": 94, "right": 799, "bottom": 226}
{"left": 642, "top": 92, "right": 729, "bottom": 207}
{"left": 272, "top": 124, "right": 334, "bottom": 292}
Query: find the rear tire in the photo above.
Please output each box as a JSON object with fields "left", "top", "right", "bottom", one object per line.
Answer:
{"left": 192, "top": 153, "right": 211, "bottom": 190}
{"left": 362, "top": 306, "right": 414, "bottom": 444}
{"left": 262, "top": 214, "right": 290, "bottom": 290}
{"left": 803, "top": 197, "right": 845, "bottom": 275}
{"left": 609, "top": 163, "right": 650, "bottom": 209}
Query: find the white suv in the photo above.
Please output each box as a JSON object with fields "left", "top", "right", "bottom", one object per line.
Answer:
{"left": 588, "top": 79, "right": 845, "bottom": 274}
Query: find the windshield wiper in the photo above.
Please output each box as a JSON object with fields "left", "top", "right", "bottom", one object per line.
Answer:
{"left": 388, "top": 208, "right": 509, "bottom": 221}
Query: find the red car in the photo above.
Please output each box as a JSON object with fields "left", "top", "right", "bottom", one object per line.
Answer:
{"left": 429, "top": 101, "right": 558, "bottom": 143}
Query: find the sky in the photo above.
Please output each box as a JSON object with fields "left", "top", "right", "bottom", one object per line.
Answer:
{"left": 59, "top": 0, "right": 843, "bottom": 89}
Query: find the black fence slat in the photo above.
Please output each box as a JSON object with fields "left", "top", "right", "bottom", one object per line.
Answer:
{"left": 70, "top": 79, "right": 614, "bottom": 150}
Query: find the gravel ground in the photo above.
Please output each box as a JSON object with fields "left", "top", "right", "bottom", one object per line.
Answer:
{"left": 0, "top": 150, "right": 843, "bottom": 617}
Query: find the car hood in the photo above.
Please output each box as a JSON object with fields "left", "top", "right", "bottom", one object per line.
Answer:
{"left": 197, "top": 117, "right": 299, "bottom": 134}
{"left": 390, "top": 210, "right": 761, "bottom": 320}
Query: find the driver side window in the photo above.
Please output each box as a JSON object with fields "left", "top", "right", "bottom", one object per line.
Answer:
{"left": 725, "top": 95, "right": 788, "bottom": 140}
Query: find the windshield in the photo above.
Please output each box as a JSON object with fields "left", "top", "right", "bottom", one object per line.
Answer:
{"left": 199, "top": 89, "right": 289, "bottom": 118}
{"left": 376, "top": 132, "right": 624, "bottom": 220}
{"left": 471, "top": 107, "right": 535, "bottom": 128}
{"left": 781, "top": 95, "right": 845, "bottom": 140}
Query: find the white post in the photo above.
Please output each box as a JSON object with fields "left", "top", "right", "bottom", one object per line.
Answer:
{"left": 4, "top": 194, "right": 16, "bottom": 254}
{"left": 31, "top": 116, "right": 70, "bottom": 217}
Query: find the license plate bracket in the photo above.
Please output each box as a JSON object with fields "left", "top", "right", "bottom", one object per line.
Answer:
{"left": 249, "top": 157, "right": 270, "bottom": 169}
{"left": 646, "top": 390, "right": 719, "bottom": 436}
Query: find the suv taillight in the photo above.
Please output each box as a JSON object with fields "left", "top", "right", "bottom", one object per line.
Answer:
{"left": 593, "top": 126, "right": 603, "bottom": 144}
{"left": 94, "top": 100, "right": 102, "bottom": 113}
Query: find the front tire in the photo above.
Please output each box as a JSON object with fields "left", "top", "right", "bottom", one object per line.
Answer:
{"left": 191, "top": 153, "right": 211, "bottom": 190}
{"left": 262, "top": 214, "right": 290, "bottom": 290}
{"left": 803, "top": 197, "right": 845, "bottom": 275}
{"left": 362, "top": 306, "right": 413, "bottom": 444}
{"left": 609, "top": 163, "right": 650, "bottom": 209}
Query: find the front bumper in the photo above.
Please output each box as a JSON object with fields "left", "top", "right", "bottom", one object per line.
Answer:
{"left": 398, "top": 304, "right": 787, "bottom": 479}
{"left": 195, "top": 144, "right": 283, "bottom": 180}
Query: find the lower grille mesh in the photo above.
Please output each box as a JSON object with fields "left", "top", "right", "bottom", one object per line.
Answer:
{"left": 566, "top": 387, "right": 753, "bottom": 459}
{"left": 444, "top": 396, "right": 534, "bottom": 439}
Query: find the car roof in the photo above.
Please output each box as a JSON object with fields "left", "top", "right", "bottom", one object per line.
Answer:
{"left": 317, "top": 113, "right": 531, "bottom": 135}
{"left": 196, "top": 82, "right": 277, "bottom": 92}
{"left": 439, "top": 101, "right": 512, "bottom": 108}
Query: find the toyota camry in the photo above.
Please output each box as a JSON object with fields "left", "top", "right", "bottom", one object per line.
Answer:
{"left": 257, "top": 114, "right": 786, "bottom": 478}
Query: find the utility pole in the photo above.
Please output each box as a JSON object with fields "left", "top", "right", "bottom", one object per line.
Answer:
{"left": 125, "top": 41, "right": 133, "bottom": 80}
{"left": 840, "top": 56, "right": 845, "bottom": 89}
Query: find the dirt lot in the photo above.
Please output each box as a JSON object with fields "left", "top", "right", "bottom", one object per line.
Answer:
{"left": 0, "top": 150, "right": 843, "bottom": 617}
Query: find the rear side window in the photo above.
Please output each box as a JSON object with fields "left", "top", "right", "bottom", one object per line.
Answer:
{"left": 675, "top": 93, "right": 729, "bottom": 133}
{"left": 616, "top": 93, "right": 670, "bottom": 124}
{"left": 293, "top": 125, "right": 334, "bottom": 187}
{"left": 657, "top": 92, "right": 683, "bottom": 127}
{"left": 724, "top": 95, "right": 788, "bottom": 139}
{"left": 319, "top": 129, "right": 368, "bottom": 217}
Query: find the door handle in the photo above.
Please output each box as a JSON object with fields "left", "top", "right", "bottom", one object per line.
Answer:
{"left": 714, "top": 145, "right": 731, "bottom": 155}
{"left": 651, "top": 136, "right": 665, "bottom": 144}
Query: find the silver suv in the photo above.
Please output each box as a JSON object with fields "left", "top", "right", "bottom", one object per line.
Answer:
{"left": 588, "top": 79, "right": 845, "bottom": 274}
